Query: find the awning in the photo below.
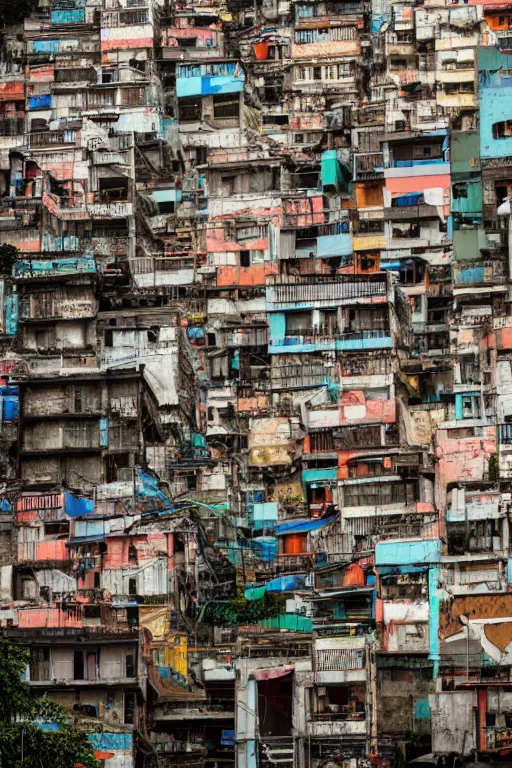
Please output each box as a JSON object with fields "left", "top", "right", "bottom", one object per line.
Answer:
{"left": 275, "top": 514, "right": 338, "bottom": 536}
{"left": 244, "top": 585, "right": 267, "bottom": 601}
{"left": 66, "top": 535, "right": 105, "bottom": 545}
{"left": 265, "top": 574, "right": 307, "bottom": 592}
{"left": 251, "top": 664, "right": 295, "bottom": 681}
{"left": 64, "top": 491, "right": 94, "bottom": 517}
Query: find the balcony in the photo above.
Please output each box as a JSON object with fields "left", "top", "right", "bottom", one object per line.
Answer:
{"left": 15, "top": 256, "right": 96, "bottom": 279}
{"left": 353, "top": 152, "right": 384, "bottom": 180}
{"left": 224, "top": 327, "right": 269, "bottom": 347}
{"left": 17, "top": 606, "right": 83, "bottom": 629}
{"left": 453, "top": 262, "right": 505, "bottom": 289}
{"left": 88, "top": 200, "right": 133, "bottom": 218}
{"left": 315, "top": 644, "right": 366, "bottom": 684}
{"left": 271, "top": 363, "right": 338, "bottom": 390}
{"left": 266, "top": 274, "right": 388, "bottom": 311}
{"left": 17, "top": 539, "right": 70, "bottom": 563}
{"left": 384, "top": 203, "right": 440, "bottom": 220}
{"left": 29, "top": 130, "right": 77, "bottom": 148}
{"left": 269, "top": 329, "right": 392, "bottom": 354}
{"left": 29, "top": 657, "right": 140, "bottom": 686}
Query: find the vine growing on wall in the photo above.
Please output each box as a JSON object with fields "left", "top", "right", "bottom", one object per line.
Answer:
{"left": 204, "top": 588, "right": 286, "bottom": 626}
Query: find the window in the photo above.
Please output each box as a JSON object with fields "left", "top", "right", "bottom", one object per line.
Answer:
{"left": 73, "top": 387, "right": 83, "bottom": 413}
{"left": 285, "top": 310, "right": 311, "bottom": 335}
{"left": 120, "top": 9, "right": 148, "bottom": 24}
{"left": 213, "top": 93, "right": 239, "bottom": 120}
{"left": 128, "top": 577, "right": 137, "bottom": 596}
{"left": 493, "top": 120, "right": 512, "bottom": 139}
{"left": 240, "top": 250, "right": 251, "bottom": 267}
{"left": 381, "top": 573, "right": 427, "bottom": 600}
{"left": 125, "top": 653, "right": 136, "bottom": 678}
{"left": 312, "top": 684, "right": 365, "bottom": 720}
{"left": 31, "top": 648, "right": 50, "bottom": 681}
{"left": 178, "top": 98, "right": 201, "bottom": 122}
{"left": 343, "top": 481, "right": 417, "bottom": 507}
{"left": 157, "top": 200, "right": 174, "bottom": 214}
{"left": 461, "top": 395, "right": 481, "bottom": 419}
{"left": 88, "top": 90, "right": 115, "bottom": 107}
{"left": 121, "top": 87, "right": 145, "bottom": 106}
{"left": 128, "top": 544, "right": 138, "bottom": 563}
{"left": 453, "top": 182, "right": 468, "bottom": 199}
{"left": 221, "top": 175, "right": 235, "bottom": 196}
{"left": 101, "top": 70, "right": 117, "bottom": 84}
{"left": 296, "top": 4, "right": 315, "bottom": 17}
{"left": 124, "top": 692, "right": 136, "bottom": 725}
{"left": 73, "top": 650, "right": 98, "bottom": 681}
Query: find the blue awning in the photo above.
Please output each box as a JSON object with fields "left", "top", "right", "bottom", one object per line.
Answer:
{"left": 266, "top": 574, "right": 307, "bottom": 592}
{"left": 64, "top": 490, "right": 94, "bottom": 517}
{"left": 274, "top": 514, "right": 338, "bottom": 536}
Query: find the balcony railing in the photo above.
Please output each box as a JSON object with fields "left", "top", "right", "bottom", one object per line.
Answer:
{"left": 272, "top": 329, "right": 391, "bottom": 349}
{"left": 266, "top": 275, "right": 387, "bottom": 306}
{"left": 353, "top": 152, "right": 384, "bottom": 180}
{"left": 225, "top": 328, "right": 269, "bottom": 347}
{"left": 315, "top": 647, "right": 365, "bottom": 671}
{"left": 29, "top": 130, "right": 77, "bottom": 148}
{"left": 271, "top": 364, "right": 338, "bottom": 389}
{"left": 18, "top": 606, "right": 82, "bottom": 629}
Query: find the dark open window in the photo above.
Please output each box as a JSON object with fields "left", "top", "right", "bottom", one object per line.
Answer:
{"left": 213, "top": 93, "right": 239, "bottom": 119}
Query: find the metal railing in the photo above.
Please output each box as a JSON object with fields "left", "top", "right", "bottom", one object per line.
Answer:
{"left": 316, "top": 647, "right": 365, "bottom": 671}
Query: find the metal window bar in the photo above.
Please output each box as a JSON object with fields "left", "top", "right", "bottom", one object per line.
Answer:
{"left": 316, "top": 648, "right": 365, "bottom": 671}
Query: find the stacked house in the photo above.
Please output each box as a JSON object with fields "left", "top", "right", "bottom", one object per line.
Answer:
{"left": 1, "top": 0, "right": 512, "bottom": 765}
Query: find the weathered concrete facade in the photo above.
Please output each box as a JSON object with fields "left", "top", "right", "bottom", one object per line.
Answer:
{"left": 0, "top": 0, "right": 512, "bottom": 766}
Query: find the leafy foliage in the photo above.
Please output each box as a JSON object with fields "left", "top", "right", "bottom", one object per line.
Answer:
{"left": 204, "top": 588, "right": 286, "bottom": 625}
{"left": 489, "top": 452, "right": 499, "bottom": 483}
{"left": 0, "top": 638, "right": 100, "bottom": 768}
{"left": 0, "top": 243, "right": 18, "bottom": 276}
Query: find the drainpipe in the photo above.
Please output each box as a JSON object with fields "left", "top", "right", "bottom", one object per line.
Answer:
{"left": 478, "top": 687, "right": 488, "bottom": 753}
{"left": 369, "top": 641, "right": 378, "bottom": 755}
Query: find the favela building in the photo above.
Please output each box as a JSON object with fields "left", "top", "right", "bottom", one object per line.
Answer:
{"left": 0, "top": 0, "right": 512, "bottom": 765}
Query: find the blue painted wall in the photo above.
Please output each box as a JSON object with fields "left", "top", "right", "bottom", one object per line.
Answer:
{"left": 177, "top": 63, "right": 245, "bottom": 98}
{"left": 51, "top": 9, "right": 85, "bottom": 23}
{"left": 375, "top": 538, "right": 441, "bottom": 566}
{"left": 89, "top": 733, "right": 132, "bottom": 751}
{"left": 316, "top": 233, "right": 353, "bottom": 258}
{"left": 478, "top": 47, "right": 512, "bottom": 158}
{"left": 302, "top": 467, "right": 337, "bottom": 483}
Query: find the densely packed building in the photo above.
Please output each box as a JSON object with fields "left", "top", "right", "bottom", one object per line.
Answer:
{"left": 2, "top": 0, "right": 512, "bottom": 765}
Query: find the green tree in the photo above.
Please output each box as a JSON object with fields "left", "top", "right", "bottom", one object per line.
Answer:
{"left": 0, "top": 637, "right": 99, "bottom": 768}
{"left": 204, "top": 588, "right": 286, "bottom": 626}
